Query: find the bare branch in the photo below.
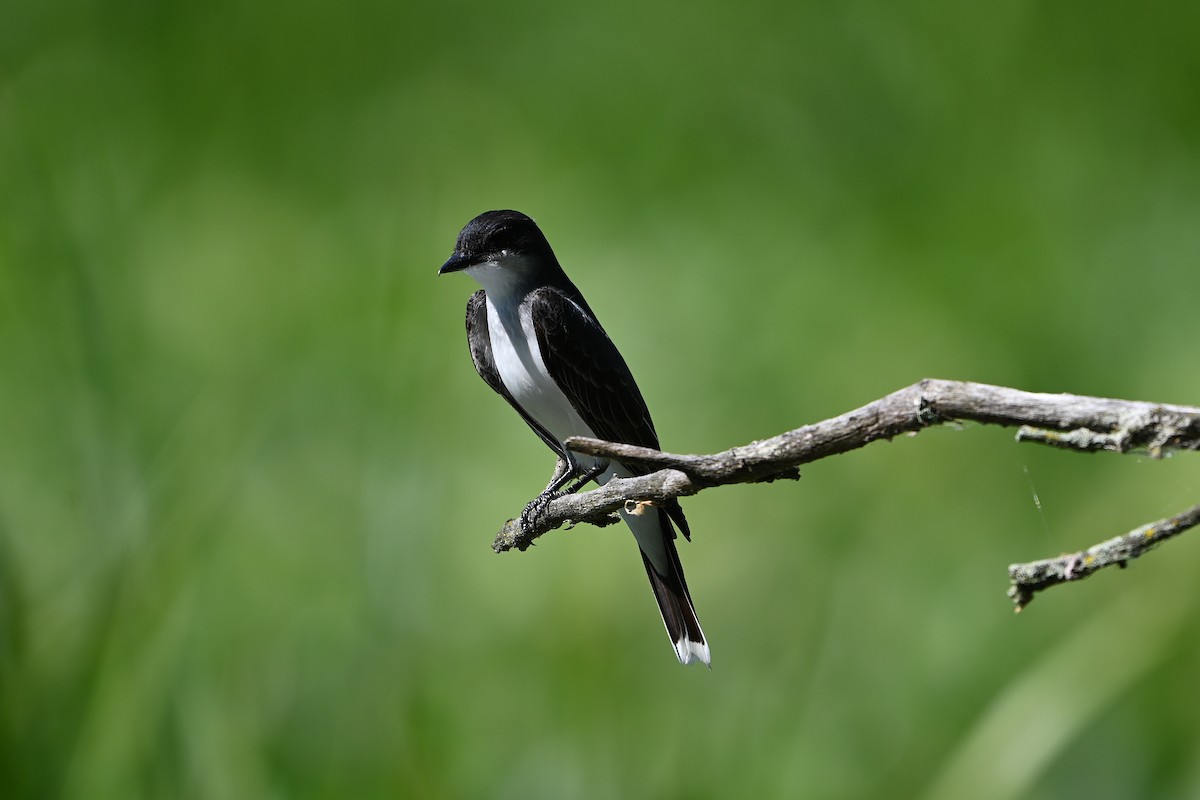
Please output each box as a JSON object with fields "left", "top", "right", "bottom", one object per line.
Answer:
{"left": 1007, "top": 503, "right": 1200, "bottom": 611}
{"left": 492, "top": 379, "right": 1199, "bottom": 549}
{"left": 490, "top": 378, "right": 1200, "bottom": 604}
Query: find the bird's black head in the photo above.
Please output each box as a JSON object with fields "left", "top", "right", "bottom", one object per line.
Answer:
{"left": 438, "top": 210, "right": 555, "bottom": 276}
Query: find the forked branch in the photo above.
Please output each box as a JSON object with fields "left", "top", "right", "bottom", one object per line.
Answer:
{"left": 490, "top": 379, "right": 1200, "bottom": 608}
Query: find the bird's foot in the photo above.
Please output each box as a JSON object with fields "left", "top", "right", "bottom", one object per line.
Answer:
{"left": 519, "top": 490, "right": 562, "bottom": 534}
{"left": 519, "top": 460, "right": 610, "bottom": 534}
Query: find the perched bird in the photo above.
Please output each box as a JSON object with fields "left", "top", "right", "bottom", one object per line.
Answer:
{"left": 439, "top": 210, "right": 709, "bottom": 666}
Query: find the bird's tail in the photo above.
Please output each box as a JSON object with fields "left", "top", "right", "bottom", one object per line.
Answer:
{"left": 640, "top": 511, "right": 710, "bottom": 667}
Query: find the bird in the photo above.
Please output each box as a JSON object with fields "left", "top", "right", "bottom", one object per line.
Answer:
{"left": 438, "top": 209, "right": 709, "bottom": 666}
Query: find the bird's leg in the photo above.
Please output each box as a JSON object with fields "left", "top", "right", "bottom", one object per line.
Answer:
{"left": 563, "top": 459, "right": 609, "bottom": 495}
{"left": 541, "top": 456, "right": 575, "bottom": 496}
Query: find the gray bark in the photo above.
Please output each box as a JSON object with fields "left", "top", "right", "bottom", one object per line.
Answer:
{"left": 489, "top": 379, "right": 1200, "bottom": 609}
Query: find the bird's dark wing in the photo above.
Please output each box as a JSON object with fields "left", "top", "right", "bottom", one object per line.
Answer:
{"left": 529, "top": 286, "right": 690, "bottom": 538}
{"left": 529, "top": 286, "right": 658, "bottom": 449}
{"left": 466, "top": 290, "right": 569, "bottom": 461}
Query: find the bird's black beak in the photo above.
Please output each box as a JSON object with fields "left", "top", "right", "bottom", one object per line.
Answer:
{"left": 438, "top": 252, "right": 472, "bottom": 275}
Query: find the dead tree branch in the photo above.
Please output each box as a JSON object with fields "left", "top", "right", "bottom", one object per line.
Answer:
{"left": 1007, "top": 503, "right": 1200, "bottom": 611}
{"left": 490, "top": 378, "right": 1200, "bottom": 606}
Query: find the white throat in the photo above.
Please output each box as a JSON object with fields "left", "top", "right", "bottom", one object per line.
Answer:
{"left": 463, "top": 253, "right": 538, "bottom": 303}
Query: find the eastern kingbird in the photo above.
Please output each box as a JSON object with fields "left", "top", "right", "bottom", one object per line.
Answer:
{"left": 439, "top": 210, "right": 710, "bottom": 666}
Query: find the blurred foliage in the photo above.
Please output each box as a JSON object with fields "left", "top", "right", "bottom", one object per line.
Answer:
{"left": 2, "top": 0, "right": 1200, "bottom": 798}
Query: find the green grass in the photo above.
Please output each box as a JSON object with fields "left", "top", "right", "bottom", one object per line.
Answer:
{"left": 2, "top": 1, "right": 1200, "bottom": 797}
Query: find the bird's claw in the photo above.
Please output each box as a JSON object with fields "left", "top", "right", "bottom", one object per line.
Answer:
{"left": 519, "top": 491, "right": 562, "bottom": 534}
{"left": 519, "top": 460, "right": 609, "bottom": 534}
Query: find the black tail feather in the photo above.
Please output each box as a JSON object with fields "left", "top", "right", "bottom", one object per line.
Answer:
{"left": 640, "top": 510, "right": 709, "bottom": 666}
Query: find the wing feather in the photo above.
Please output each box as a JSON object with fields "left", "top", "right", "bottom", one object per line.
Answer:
{"left": 529, "top": 287, "right": 691, "bottom": 539}
{"left": 529, "top": 287, "right": 658, "bottom": 450}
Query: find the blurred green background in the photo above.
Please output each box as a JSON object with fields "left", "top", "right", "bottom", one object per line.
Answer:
{"left": 3, "top": 0, "right": 1200, "bottom": 797}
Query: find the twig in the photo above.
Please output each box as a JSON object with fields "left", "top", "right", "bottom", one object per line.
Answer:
{"left": 1007, "top": 503, "right": 1200, "bottom": 611}
{"left": 490, "top": 378, "right": 1200, "bottom": 604}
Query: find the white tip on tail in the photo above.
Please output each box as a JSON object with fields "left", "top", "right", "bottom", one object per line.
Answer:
{"left": 675, "top": 636, "right": 712, "bottom": 668}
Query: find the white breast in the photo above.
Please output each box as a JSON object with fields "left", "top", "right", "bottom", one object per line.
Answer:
{"left": 485, "top": 294, "right": 597, "bottom": 450}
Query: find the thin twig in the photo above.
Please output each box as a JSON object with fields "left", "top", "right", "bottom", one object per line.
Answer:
{"left": 1007, "top": 503, "right": 1200, "bottom": 611}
